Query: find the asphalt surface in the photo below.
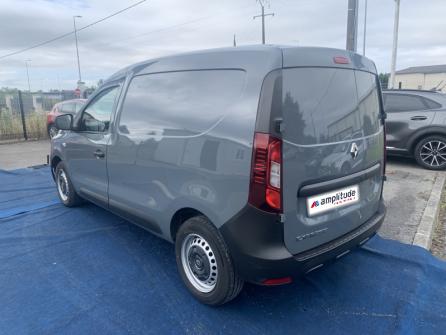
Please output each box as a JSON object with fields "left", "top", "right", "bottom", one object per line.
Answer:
{"left": 0, "top": 140, "right": 50, "bottom": 170}
{"left": 0, "top": 140, "right": 442, "bottom": 246}
{"left": 381, "top": 156, "right": 440, "bottom": 245}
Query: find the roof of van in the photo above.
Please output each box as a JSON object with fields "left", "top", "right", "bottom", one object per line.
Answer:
{"left": 106, "top": 45, "right": 377, "bottom": 83}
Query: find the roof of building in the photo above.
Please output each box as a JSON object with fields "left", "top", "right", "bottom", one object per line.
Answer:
{"left": 396, "top": 64, "right": 446, "bottom": 75}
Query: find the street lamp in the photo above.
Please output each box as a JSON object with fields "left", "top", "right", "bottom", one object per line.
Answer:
{"left": 73, "top": 15, "right": 82, "bottom": 85}
{"left": 25, "top": 59, "right": 31, "bottom": 92}
{"left": 389, "top": 0, "right": 401, "bottom": 89}
{"left": 362, "top": 0, "right": 368, "bottom": 56}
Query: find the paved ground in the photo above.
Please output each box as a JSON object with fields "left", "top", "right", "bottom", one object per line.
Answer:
{"left": 432, "top": 186, "right": 446, "bottom": 259}
{"left": 380, "top": 156, "right": 440, "bottom": 245}
{"left": 0, "top": 140, "right": 444, "bottom": 248}
{"left": 0, "top": 140, "right": 50, "bottom": 170}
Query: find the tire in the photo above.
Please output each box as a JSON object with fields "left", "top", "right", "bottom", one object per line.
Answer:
{"left": 175, "top": 215, "right": 244, "bottom": 306}
{"left": 414, "top": 135, "right": 446, "bottom": 170}
{"left": 55, "top": 161, "right": 83, "bottom": 207}
{"left": 48, "top": 124, "right": 59, "bottom": 139}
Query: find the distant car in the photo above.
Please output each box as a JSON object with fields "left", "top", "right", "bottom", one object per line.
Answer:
{"left": 383, "top": 89, "right": 446, "bottom": 170}
{"left": 47, "top": 99, "right": 86, "bottom": 138}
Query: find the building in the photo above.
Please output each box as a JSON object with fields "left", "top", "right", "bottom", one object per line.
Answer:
{"left": 394, "top": 64, "right": 446, "bottom": 92}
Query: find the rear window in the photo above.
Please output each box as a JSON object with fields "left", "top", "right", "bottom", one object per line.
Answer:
{"left": 60, "top": 102, "right": 75, "bottom": 114}
{"left": 282, "top": 68, "right": 381, "bottom": 145}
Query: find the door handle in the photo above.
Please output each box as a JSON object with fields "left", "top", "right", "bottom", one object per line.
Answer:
{"left": 410, "top": 116, "right": 427, "bottom": 121}
{"left": 94, "top": 149, "right": 105, "bottom": 159}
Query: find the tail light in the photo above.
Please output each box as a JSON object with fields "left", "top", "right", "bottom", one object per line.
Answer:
{"left": 248, "top": 132, "right": 282, "bottom": 213}
{"left": 47, "top": 112, "right": 55, "bottom": 124}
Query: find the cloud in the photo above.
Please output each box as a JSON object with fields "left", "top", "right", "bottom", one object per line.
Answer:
{"left": 0, "top": 0, "right": 445, "bottom": 90}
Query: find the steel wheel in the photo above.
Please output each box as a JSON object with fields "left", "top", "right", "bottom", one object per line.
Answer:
{"left": 56, "top": 169, "right": 69, "bottom": 202}
{"left": 180, "top": 233, "right": 218, "bottom": 293}
{"left": 419, "top": 140, "right": 446, "bottom": 168}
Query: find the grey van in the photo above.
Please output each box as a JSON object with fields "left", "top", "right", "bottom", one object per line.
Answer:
{"left": 51, "top": 46, "right": 386, "bottom": 305}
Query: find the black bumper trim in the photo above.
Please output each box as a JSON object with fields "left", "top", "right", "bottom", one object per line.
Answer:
{"left": 294, "top": 207, "right": 385, "bottom": 262}
{"left": 220, "top": 201, "right": 386, "bottom": 284}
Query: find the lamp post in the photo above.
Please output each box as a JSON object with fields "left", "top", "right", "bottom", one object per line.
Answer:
{"left": 25, "top": 59, "right": 31, "bottom": 92}
{"left": 73, "top": 15, "right": 82, "bottom": 85}
{"left": 389, "top": 0, "right": 401, "bottom": 89}
{"left": 362, "top": 0, "right": 368, "bottom": 56}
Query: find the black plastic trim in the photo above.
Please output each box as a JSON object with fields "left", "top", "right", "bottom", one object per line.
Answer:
{"left": 220, "top": 201, "right": 386, "bottom": 284}
{"left": 298, "top": 163, "right": 381, "bottom": 198}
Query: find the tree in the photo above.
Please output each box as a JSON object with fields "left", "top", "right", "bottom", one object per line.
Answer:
{"left": 379, "top": 73, "right": 390, "bottom": 89}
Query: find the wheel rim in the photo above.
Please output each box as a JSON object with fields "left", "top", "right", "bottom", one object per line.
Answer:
{"left": 57, "top": 169, "right": 69, "bottom": 202}
{"left": 420, "top": 140, "right": 446, "bottom": 167}
{"left": 180, "top": 233, "right": 218, "bottom": 293}
{"left": 49, "top": 126, "right": 59, "bottom": 139}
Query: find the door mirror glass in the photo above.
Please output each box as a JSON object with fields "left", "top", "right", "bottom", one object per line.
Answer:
{"left": 55, "top": 114, "right": 73, "bottom": 130}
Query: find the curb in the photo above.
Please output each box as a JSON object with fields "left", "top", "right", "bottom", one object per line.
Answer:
{"left": 413, "top": 172, "right": 446, "bottom": 250}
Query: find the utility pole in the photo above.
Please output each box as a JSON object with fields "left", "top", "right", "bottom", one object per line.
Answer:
{"left": 25, "top": 59, "right": 31, "bottom": 92}
{"left": 73, "top": 15, "right": 82, "bottom": 85}
{"left": 346, "top": 0, "right": 359, "bottom": 52}
{"left": 389, "top": 0, "right": 401, "bottom": 89}
{"left": 362, "top": 0, "right": 368, "bottom": 55}
{"left": 253, "top": 1, "right": 274, "bottom": 45}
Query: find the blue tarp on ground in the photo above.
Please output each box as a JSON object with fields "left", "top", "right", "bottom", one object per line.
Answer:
{"left": 0, "top": 167, "right": 445, "bottom": 335}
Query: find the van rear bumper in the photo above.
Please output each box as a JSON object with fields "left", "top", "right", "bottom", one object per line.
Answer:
{"left": 219, "top": 201, "right": 386, "bottom": 284}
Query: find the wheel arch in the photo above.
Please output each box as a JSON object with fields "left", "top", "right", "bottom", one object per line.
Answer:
{"left": 408, "top": 127, "right": 446, "bottom": 153}
{"left": 170, "top": 207, "right": 208, "bottom": 241}
{"left": 51, "top": 155, "right": 62, "bottom": 179}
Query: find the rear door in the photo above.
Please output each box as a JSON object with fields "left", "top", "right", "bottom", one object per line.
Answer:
{"left": 383, "top": 93, "right": 436, "bottom": 150}
{"left": 281, "top": 67, "right": 384, "bottom": 254}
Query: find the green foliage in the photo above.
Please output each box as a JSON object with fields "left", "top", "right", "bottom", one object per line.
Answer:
{"left": 379, "top": 73, "right": 390, "bottom": 89}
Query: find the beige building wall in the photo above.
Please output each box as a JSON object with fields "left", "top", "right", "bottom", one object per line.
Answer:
{"left": 394, "top": 72, "right": 446, "bottom": 92}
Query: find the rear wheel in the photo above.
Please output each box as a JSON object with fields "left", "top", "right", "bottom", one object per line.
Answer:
{"left": 175, "top": 215, "right": 243, "bottom": 306}
{"left": 55, "top": 161, "right": 83, "bottom": 206}
{"left": 48, "top": 124, "right": 59, "bottom": 139}
{"left": 414, "top": 136, "right": 446, "bottom": 170}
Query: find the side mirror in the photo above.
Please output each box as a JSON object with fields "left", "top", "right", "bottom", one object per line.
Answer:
{"left": 55, "top": 114, "right": 73, "bottom": 131}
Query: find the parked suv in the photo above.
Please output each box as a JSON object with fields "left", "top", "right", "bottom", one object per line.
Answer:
{"left": 47, "top": 99, "right": 86, "bottom": 138}
{"left": 383, "top": 89, "right": 446, "bottom": 169}
{"left": 51, "top": 46, "right": 386, "bottom": 305}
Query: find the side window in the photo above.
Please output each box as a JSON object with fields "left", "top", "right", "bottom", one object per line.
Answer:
{"left": 383, "top": 94, "right": 426, "bottom": 113}
{"left": 60, "top": 102, "right": 75, "bottom": 114}
{"left": 118, "top": 70, "right": 246, "bottom": 136}
{"left": 80, "top": 87, "right": 119, "bottom": 132}
{"left": 421, "top": 97, "right": 441, "bottom": 110}
{"left": 74, "top": 102, "right": 84, "bottom": 113}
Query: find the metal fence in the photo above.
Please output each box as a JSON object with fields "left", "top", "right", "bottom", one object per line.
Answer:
{"left": 0, "top": 90, "right": 64, "bottom": 142}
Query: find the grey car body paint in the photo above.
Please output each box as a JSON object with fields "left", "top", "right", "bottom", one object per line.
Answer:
{"left": 383, "top": 90, "right": 446, "bottom": 154}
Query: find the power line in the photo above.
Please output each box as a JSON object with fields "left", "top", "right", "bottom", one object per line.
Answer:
{"left": 253, "top": 0, "right": 274, "bottom": 44}
{"left": 0, "top": 0, "right": 147, "bottom": 60}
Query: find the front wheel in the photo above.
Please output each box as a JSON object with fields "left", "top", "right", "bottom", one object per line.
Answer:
{"left": 175, "top": 216, "right": 244, "bottom": 306}
{"left": 55, "top": 162, "right": 83, "bottom": 207}
{"left": 414, "top": 136, "right": 446, "bottom": 170}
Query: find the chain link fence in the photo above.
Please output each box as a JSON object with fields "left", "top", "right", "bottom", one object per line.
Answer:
{"left": 0, "top": 90, "right": 74, "bottom": 142}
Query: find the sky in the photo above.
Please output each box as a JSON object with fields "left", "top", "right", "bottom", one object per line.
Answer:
{"left": 0, "top": 0, "right": 445, "bottom": 91}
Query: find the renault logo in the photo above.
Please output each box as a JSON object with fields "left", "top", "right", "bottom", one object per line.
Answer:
{"left": 350, "top": 142, "right": 359, "bottom": 159}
